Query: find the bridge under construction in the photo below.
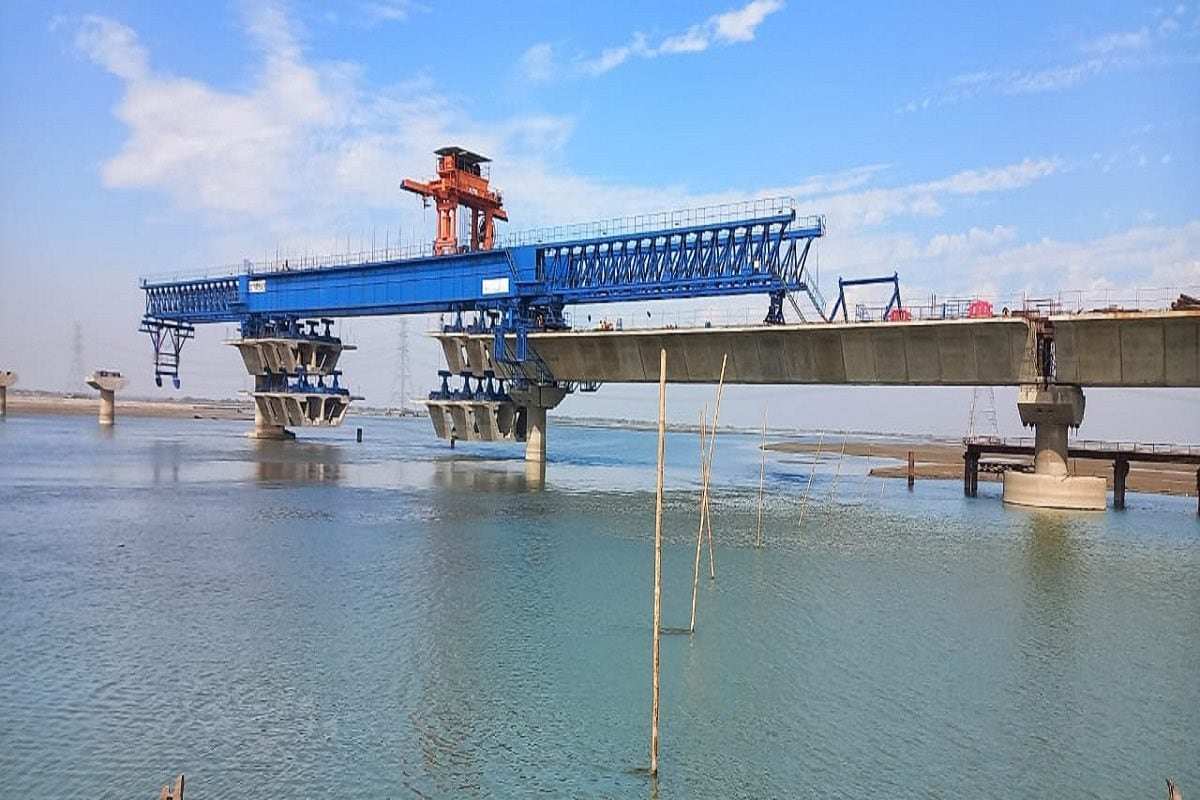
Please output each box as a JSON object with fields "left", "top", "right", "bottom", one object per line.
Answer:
{"left": 137, "top": 147, "right": 1200, "bottom": 511}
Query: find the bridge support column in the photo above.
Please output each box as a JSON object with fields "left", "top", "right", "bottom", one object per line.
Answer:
{"left": 1003, "top": 384, "right": 1106, "bottom": 510}
{"left": 511, "top": 385, "right": 567, "bottom": 463}
{"left": 525, "top": 405, "right": 548, "bottom": 462}
{"left": 0, "top": 370, "right": 13, "bottom": 417}
{"left": 963, "top": 448, "right": 980, "bottom": 497}
{"left": 86, "top": 371, "right": 128, "bottom": 427}
{"left": 1113, "top": 457, "right": 1130, "bottom": 510}
{"left": 248, "top": 377, "right": 294, "bottom": 440}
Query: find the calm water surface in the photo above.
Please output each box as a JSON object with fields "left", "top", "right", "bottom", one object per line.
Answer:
{"left": 1, "top": 413, "right": 1197, "bottom": 799}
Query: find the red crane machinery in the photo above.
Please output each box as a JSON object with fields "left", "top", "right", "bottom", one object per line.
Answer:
{"left": 402, "top": 147, "right": 509, "bottom": 255}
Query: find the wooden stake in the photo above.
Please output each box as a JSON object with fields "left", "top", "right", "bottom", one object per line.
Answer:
{"left": 159, "top": 775, "right": 185, "bottom": 800}
{"left": 650, "top": 348, "right": 667, "bottom": 777}
{"left": 704, "top": 356, "right": 728, "bottom": 580}
{"left": 826, "top": 435, "right": 847, "bottom": 504}
{"left": 798, "top": 431, "right": 824, "bottom": 526}
{"left": 856, "top": 443, "right": 873, "bottom": 502}
{"left": 689, "top": 355, "right": 727, "bottom": 632}
{"left": 755, "top": 405, "right": 767, "bottom": 548}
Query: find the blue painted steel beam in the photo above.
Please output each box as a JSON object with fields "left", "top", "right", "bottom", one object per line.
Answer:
{"left": 141, "top": 210, "right": 825, "bottom": 324}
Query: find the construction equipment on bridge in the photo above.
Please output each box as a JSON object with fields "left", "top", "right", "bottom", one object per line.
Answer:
{"left": 828, "top": 272, "right": 903, "bottom": 322}
{"left": 401, "top": 147, "right": 509, "bottom": 254}
{"left": 139, "top": 147, "right": 829, "bottom": 449}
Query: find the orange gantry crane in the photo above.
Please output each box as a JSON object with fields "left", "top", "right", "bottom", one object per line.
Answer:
{"left": 402, "top": 147, "right": 508, "bottom": 255}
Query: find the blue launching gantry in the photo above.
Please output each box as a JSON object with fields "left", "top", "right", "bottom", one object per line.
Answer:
{"left": 139, "top": 148, "right": 829, "bottom": 450}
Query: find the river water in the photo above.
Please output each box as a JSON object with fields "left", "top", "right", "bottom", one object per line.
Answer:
{"left": 1, "top": 413, "right": 1197, "bottom": 798}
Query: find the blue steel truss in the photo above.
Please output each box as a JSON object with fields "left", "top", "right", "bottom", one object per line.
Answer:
{"left": 141, "top": 208, "right": 826, "bottom": 324}
{"left": 140, "top": 201, "right": 828, "bottom": 385}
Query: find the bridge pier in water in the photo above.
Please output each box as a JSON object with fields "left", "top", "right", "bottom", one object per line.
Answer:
{"left": 86, "top": 371, "right": 128, "bottom": 426}
{"left": 510, "top": 385, "right": 567, "bottom": 463}
{"left": 230, "top": 321, "right": 355, "bottom": 441}
{"left": 1002, "top": 384, "right": 1106, "bottom": 510}
{"left": 0, "top": 371, "right": 15, "bottom": 417}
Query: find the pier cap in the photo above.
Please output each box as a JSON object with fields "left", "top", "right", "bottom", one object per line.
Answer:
{"left": 86, "top": 369, "right": 128, "bottom": 393}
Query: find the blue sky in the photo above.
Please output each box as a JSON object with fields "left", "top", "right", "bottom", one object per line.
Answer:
{"left": 1, "top": 1, "right": 1197, "bottom": 438}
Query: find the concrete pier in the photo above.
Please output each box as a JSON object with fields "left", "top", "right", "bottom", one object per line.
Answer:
{"left": 86, "top": 371, "right": 128, "bottom": 426}
{"left": 249, "top": 381, "right": 296, "bottom": 440}
{"left": 229, "top": 328, "right": 355, "bottom": 439}
{"left": 510, "top": 385, "right": 566, "bottom": 463}
{"left": 0, "top": 371, "right": 15, "bottom": 417}
{"left": 1003, "top": 384, "right": 1106, "bottom": 510}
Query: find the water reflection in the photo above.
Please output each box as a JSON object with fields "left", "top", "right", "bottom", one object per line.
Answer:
{"left": 430, "top": 459, "right": 545, "bottom": 493}
{"left": 253, "top": 441, "right": 343, "bottom": 483}
{"left": 1013, "top": 510, "right": 1084, "bottom": 791}
{"left": 149, "top": 440, "right": 182, "bottom": 484}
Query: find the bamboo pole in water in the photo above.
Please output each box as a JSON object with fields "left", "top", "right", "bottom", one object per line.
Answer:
{"left": 826, "top": 436, "right": 848, "bottom": 503}
{"left": 755, "top": 405, "right": 767, "bottom": 548}
{"left": 855, "top": 443, "right": 873, "bottom": 502}
{"left": 650, "top": 348, "right": 667, "bottom": 777}
{"left": 704, "top": 356, "right": 728, "bottom": 580}
{"left": 689, "top": 355, "right": 728, "bottom": 632}
{"left": 798, "top": 431, "right": 824, "bottom": 526}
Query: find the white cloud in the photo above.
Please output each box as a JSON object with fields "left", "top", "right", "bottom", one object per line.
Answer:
{"left": 711, "top": 0, "right": 785, "bottom": 43}
{"left": 359, "top": 1, "right": 425, "bottom": 23}
{"left": 1003, "top": 59, "right": 1105, "bottom": 93}
{"left": 901, "top": 9, "right": 1191, "bottom": 111}
{"left": 812, "top": 159, "right": 1061, "bottom": 230}
{"left": 540, "top": 0, "right": 784, "bottom": 79}
{"left": 581, "top": 33, "right": 650, "bottom": 75}
{"left": 924, "top": 225, "right": 1017, "bottom": 259}
{"left": 1080, "top": 27, "right": 1150, "bottom": 54}
{"left": 518, "top": 42, "right": 556, "bottom": 82}
{"left": 74, "top": 15, "right": 148, "bottom": 80}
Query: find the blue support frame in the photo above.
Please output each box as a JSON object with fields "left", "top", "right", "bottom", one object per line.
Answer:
{"left": 828, "top": 272, "right": 902, "bottom": 322}
{"left": 140, "top": 205, "right": 828, "bottom": 386}
{"left": 141, "top": 210, "right": 826, "bottom": 324}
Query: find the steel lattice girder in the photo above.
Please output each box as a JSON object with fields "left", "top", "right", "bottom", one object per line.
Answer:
{"left": 139, "top": 211, "right": 826, "bottom": 324}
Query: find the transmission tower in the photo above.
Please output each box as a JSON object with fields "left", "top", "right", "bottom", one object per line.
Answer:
{"left": 392, "top": 318, "right": 412, "bottom": 414}
{"left": 967, "top": 386, "right": 999, "bottom": 439}
{"left": 68, "top": 322, "right": 85, "bottom": 394}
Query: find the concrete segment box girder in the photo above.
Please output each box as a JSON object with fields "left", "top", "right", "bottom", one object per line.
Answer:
{"left": 428, "top": 405, "right": 451, "bottom": 439}
{"left": 1119, "top": 322, "right": 1164, "bottom": 386}
{"left": 936, "top": 327, "right": 976, "bottom": 384}
{"left": 424, "top": 400, "right": 520, "bottom": 442}
{"left": 233, "top": 339, "right": 347, "bottom": 377}
{"left": 1163, "top": 318, "right": 1199, "bottom": 386}
{"left": 872, "top": 331, "right": 909, "bottom": 383}
{"left": 754, "top": 331, "right": 790, "bottom": 382}
{"left": 440, "top": 338, "right": 467, "bottom": 374}
{"left": 1052, "top": 313, "right": 1200, "bottom": 387}
{"left": 840, "top": 330, "right": 877, "bottom": 383}
{"left": 438, "top": 313, "right": 1196, "bottom": 387}
{"left": 904, "top": 329, "right": 940, "bottom": 384}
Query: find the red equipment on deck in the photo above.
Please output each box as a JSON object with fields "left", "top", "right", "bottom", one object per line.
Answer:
{"left": 967, "top": 299, "right": 994, "bottom": 318}
{"left": 402, "top": 147, "right": 508, "bottom": 255}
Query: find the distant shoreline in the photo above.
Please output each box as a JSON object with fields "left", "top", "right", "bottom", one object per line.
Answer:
{"left": 5, "top": 392, "right": 252, "bottom": 420}
{"left": 7, "top": 391, "right": 1194, "bottom": 499}
{"left": 766, "top": 440, "right": 1197, "bottom": 498}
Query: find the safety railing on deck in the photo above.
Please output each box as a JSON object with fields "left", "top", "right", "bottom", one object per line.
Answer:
{"left": 496, "top": 197, "right": 804, "bottom": 247}
{"left": 965, "top": 435, "right": 1200, "bottom": 457}
{"left": 849, "top": 285, "right": 1200, "bottom": 322}
{"left": 140, "top": 197, "right": 816, "bottom": 285}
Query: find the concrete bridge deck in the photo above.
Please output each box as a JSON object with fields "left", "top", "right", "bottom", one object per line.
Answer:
{"left": 438, "top": 310, "right": 1200, "bottom": 387}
